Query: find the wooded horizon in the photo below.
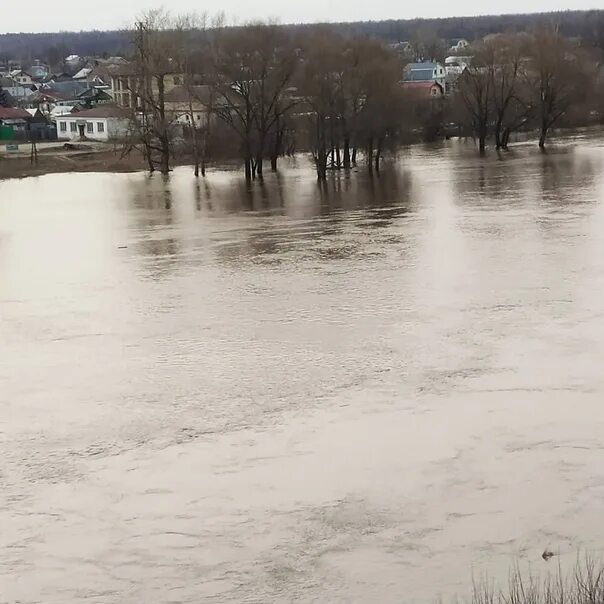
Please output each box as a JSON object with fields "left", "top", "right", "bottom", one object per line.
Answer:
{"left": 1, "top": 9, "right": 603, "bottom": 60}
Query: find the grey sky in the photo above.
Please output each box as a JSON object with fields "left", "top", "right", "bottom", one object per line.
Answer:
{"left": 2, "top": 0, "right": 600, "bottom": 33}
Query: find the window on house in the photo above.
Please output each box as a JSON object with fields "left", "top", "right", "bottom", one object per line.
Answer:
{"left": 59, "top": 121, "right": 67, "bottom": 132}
{"left": 97, "top": 121, "right": 105, "bottom": 133}
{"left": 86, "top": 122, "right": 94, "bottom": 134}
{"left": 70, "top": 122, "right": 77, "bottom": 132}
{"left": 173, "top": 76, "right": 181, "bottom": 85}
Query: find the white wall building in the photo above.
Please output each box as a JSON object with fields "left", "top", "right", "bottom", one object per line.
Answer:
{"left": 449, "top": 39, "right": 470, "bottom": 53}
{"left": 56, "top": 106, "right": 131, "bottom": 141}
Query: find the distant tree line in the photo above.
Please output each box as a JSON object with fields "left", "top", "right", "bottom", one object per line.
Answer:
{"left": 0, "top": 10, "right": 602, "bottom": 64}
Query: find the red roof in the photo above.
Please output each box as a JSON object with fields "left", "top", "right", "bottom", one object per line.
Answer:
{"left": 0, "top": 107, "right": 31, "bottom": 120}
{"left": 62, "top": 105, "right": 131, "bottom": 119}
{"left": 401, "top": 81, "right": 440, "bottom": 89}
{"left": 401, "top": 81, "right": 444, "bottom": 99}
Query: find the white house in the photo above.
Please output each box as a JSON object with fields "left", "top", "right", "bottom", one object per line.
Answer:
{"left": 9, "top": 69, "right": 34, "bottom": 86}
{"left": 444, "top": 55, "right": 472, "bottom": 76}
{"left": 56, "top": 105, "right": 131, "bottom": 141}
{"left": 164, "top": 85, "right": 214, "bottom": 126}
{"left": 449, "top": 39, "right": 470, "bottom": 53}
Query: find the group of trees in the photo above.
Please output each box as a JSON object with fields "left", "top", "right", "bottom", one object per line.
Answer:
{"left": 456, "top": 29, "right": 600, "bottom": 152}
{"left": 126, "top": 14, "right": 414, "bottom": 180}
{"left": 298, "top": 33, "right": 407, "bottom": 178}
{"left": 127, "top": 14, "right": 602, "bottom": 180}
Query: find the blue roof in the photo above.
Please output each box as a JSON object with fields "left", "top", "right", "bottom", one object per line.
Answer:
{"left": 407, "top": 62, "right": 437, "bottom": 70}
{"left": 404, "top": 69, "right": 435, "bottom": 82}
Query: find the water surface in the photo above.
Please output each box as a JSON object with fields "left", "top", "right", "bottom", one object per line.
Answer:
{"left": 1, "top": 136, "right": 604, "bottom": 602}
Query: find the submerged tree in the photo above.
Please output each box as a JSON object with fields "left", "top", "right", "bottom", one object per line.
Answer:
{"left": 457, "top": 50, "right": 493, "bottom": 153}
{"left": 130, "top": 9, "right": 189, "bottom": 174}
{"left": 527, "top": 28, "right": 593, "bottom": 148}
{"left": 488, "top": 34, "right": 531, "bottom": 149}
{"left": 209, "top": 23, "right": 299, "bottom": 180}
{"left": 298, "top": 32, "right": 405, "bottom": 178}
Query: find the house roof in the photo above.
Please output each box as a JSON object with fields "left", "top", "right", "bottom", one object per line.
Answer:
{"left": 0, "top": 107, "right": 31, "bottom": 120}
{"left": 402, "top": 81, "right": 440, "bottom": 89}
{"left": 43, "top": 80, "right": 88, "bottom": 96}
{"left": 50, "top": 104, "right": 80, "bottom": 117}
{"left": 404, "top": 69, "right": 436, "bottom": 82}
{"left": 401, "top": 81, "right": 444, "bottom": 98}
{"left": 164, "top": 85, "right": 213, "bottom": 105}
{"left": 61, "top": 105, "right": 131, "bottom": 119}
{"left": 407, "top": 62, "right": 438, "bottom": 70}
{"left": 73, "top": 67, "right": 93, "bottom": 79}
{"left": 95, "top": 56, "right": 129, "bottom": 65}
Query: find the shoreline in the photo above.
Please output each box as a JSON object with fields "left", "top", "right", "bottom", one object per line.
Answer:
{"left": 1, "top": 126, "right": 602, "bottom": 182}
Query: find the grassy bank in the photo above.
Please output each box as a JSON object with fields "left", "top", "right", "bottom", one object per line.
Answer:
{"left": 0, "top": 147, "right": 150, "bottom": 180}
{"left": 470, "top": 555, "right": 604, "bottom": 604}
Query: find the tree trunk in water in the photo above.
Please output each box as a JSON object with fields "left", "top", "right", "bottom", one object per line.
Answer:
{"left": 478, "top": 125, "right": 486, "bottom": 154}
{"left": 352, "top": 147, "right": 357, "bottom": 165}
{"left": 539, "top": 122, "right": 548, "bottom": 149}
{"left": 502, "top": 128, "right": 511, "bottom": 150}
{"left": 160, "top": 138, "right": 170, "bottom": 175}
{"left": 255, "top": 156, "right": 263, "bottom": 179}
{"left": 200, "top": 133, "right": 207, "bottom": 177}
{"left": 244, "top": 158, "right": 252, "bottom": 182}
{"left": 367, "top": 138, "right": 374, "bottom": 173}
{"left": 316, "top": 147, "right": 327, "bottom": 180}
{"left": 270, "top": 156, "right": 278, "bottom": 171}
{"left": 144, "top": 145, "right": 155, "bottom": 173}
{"left": 193, "top": 129, "right": 200, "bottom": 177}
{"left": 343, "top": 138, "right": 351, "bottom": 169}
{"left": 335, "top": 144, "right": 341, "bottom": 169}
{"left": 157, "top": 76, "right": 169, "bottom": 175}
{"left": 375, "top": 146, "right": 381, "bottom": 173}
{"left": 494, "top": 120, "right": 502, "bottom": 150}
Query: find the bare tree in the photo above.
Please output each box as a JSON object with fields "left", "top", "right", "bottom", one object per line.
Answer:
{"left": 130, "top": 9, "right": 186, "bottom": 174}
{"left": 410, "top": 27, "right": 446, "bottom": 62}
{"left": 298, "top": 32, "right": 344, "bottom": 179}
{"left": 527, "top": 28, "right": 593, "bottom": 148}
{"left": 457, "top": 44, "right": 494, "bottom": 153}
{"left": 488, "top": 34, "right": 531, "bottom": 149}
{"left": 210, "top": 23, "right": 298, "bottom": 180}
{"left": 354, "top": 44, "right": 405, "bottom": 172}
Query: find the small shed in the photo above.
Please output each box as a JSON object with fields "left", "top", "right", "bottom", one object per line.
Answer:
{"left": 0, "top": 107, "right": 32, "bottom": 140}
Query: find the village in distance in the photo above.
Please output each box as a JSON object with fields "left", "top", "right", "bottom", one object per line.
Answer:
{"left": 0, "top": 9, "right": 603, "bottom": 180}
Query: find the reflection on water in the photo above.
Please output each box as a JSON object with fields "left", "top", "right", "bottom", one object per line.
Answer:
{"left": 1, "top": 134, "right": 604, "bottom": 603}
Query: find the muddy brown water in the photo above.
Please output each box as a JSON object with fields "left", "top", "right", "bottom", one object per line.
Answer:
{"left": 1, "top": 135, "right": 604, "bottom": 603}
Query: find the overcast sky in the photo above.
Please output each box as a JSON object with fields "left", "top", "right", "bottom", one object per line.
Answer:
{"left": 1, "top": 0, "right": 600, "bottom": 33}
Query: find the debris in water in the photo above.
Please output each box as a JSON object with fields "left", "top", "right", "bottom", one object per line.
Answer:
{"left": 542, "top": 549, "right": 555, "bottom": 561}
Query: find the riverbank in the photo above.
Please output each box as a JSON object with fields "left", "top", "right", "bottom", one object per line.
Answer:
{"left": 0, "top": 146, "right": 149, "bottom": 180}
{"left": 1, "top": 126, "right": 602, "bottom": 182}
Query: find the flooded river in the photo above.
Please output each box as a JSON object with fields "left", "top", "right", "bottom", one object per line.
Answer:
{"left": 1, "top": 135, "right": 604, "bottom": 602}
